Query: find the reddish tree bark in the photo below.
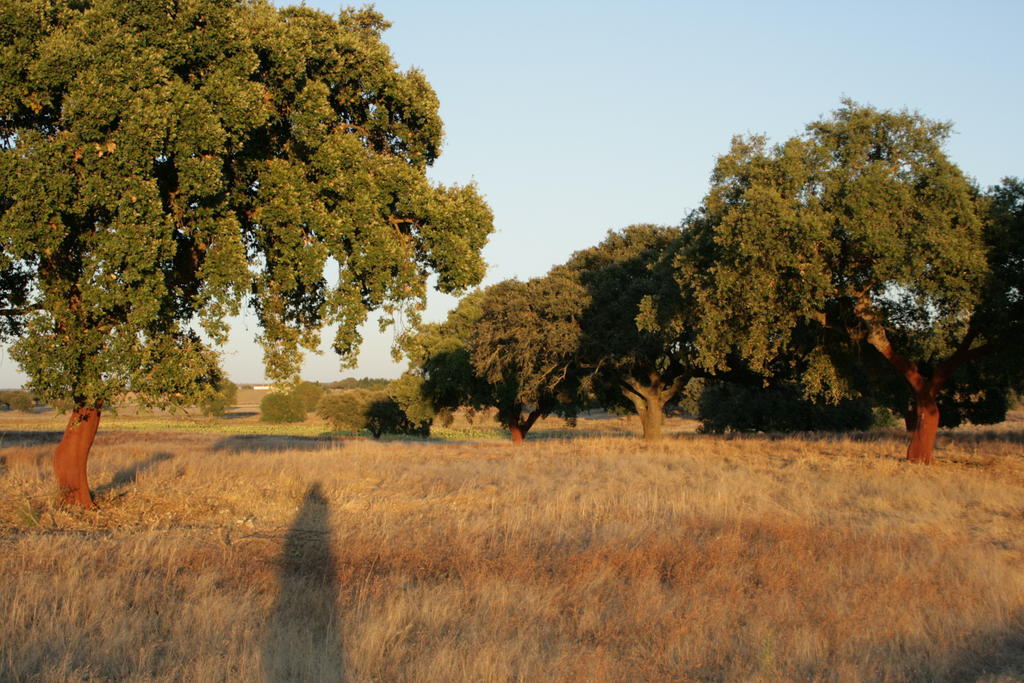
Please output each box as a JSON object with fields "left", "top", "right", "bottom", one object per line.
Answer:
{"left": 508, "top": 407, "right": 543, "bottom": 444}
{"left": 906, "top": 390, "right": 940, "bottom": 464}
{"left": 53, "top": 405, "right": 101, "bottom": 507}
{"left": 859, "top": 304, "right": 994, "bottom": 465}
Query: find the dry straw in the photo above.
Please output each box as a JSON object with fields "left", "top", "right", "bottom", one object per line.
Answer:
{"left": 2, "top": 414, "right": 1024, "bottom": 680}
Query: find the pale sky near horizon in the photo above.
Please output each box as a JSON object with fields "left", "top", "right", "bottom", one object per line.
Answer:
{"left": 1, "top": 0, "right": 1022, "bottom": 388}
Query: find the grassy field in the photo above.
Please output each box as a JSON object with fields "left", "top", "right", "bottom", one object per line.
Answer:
{"left": 2, "top": 409, "right": 1023, "bottom": 681}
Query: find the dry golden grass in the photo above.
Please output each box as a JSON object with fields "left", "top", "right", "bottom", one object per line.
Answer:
{"left": 2, "top": 414, "right": 1024, "bottom": 681}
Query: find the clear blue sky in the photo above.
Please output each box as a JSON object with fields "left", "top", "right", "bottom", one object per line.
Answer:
{"left": 1, "top": 0, "right": 1022, "bottom": 387}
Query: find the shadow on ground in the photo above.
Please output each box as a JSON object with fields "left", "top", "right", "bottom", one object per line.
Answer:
{"left": 697, "top": 428, "right": 1024, "bottom": 447}
{"left": 0, "top": 430, "right": 64, "bottom": 447}
{"left": 946, "top": 430, "right": 1024, "bottom": 446}
{"left": 944, "top": 613, "right": 1024, "bottom": 680}
{"left": 94, "top": 452, "right": 174, "bottom": 497}
{"left": 212, "top": 434, "right": 344, "bottom": 454}
{"left": 219, "top": 411, "right": 259, "bottom": 420}
{"left": 263, "top": 482, "right": 345, "bottom": 681}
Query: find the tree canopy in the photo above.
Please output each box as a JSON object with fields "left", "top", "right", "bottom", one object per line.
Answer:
{"left": 400, "top": 275, "right": 585, "bottom": 443}
{"left": 0, "top": 0, "right": 492, "bottom": 504}
{"left": 565, "top": 224, "right": 689, "bottom": 440}
{"left": 676, "top": 100, "right": 1022, "bottom": 462}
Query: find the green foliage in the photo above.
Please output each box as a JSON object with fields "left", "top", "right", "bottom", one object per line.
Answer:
{"left": 400, "top": 289, "right": 489, "bottom": 415}
{"left": 386, "top": 373, "right": 435, "bottom": 429}
{"left": 676, "top": 100, "right": 1024, "bottom": 430}
{"left": 677, "top": 378, "right": 706, "bottom": 416}
{"left": 0, "top": 389, "right": 34, "bottom": 412}
{"left": 399, "top": 278, "right": 584, "bottom": 436}
{"left": 200, "top": 379, "right": 238, "bottom": 417}
{"left": 683, "top": 101, "right": 983, "bottom": 378}
{"left": 324, "top": 377, "right": 392, "bottom": 391}
{"left": 468, "top": 274, "right": 586, "bottom": 426}
{"left": 259, "top": 390, "right": 305, "bottom": 424}
{"left": 317, "top": 390, "right": 372, "bottom": 432}
{"left": 365, "top": 395, "right": 428, "bottom": 439}
{"left": 564, "top": 225, "right": 691, "bottom": 421}
{"left": 0, "top": 0, "right": 492, "bottom": 415}
{"left": 403, "top": 227, "right": 694, "bottom": 439}
{"left": 293, "top": 381, "right": 325, "bottom": 414}
{"left": 696, "top": 382, "right": 876, "bottom": 434}
{"left": 317, "top": 388, "right": 426, "bottom": 438}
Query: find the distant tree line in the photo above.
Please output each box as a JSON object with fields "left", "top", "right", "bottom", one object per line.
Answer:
{"left": 322, "top": 378, "right": 392, "bottom": 392}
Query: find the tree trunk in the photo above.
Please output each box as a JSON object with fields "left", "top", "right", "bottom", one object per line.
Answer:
{"left": 903, "top": 408, "right": 917, "bottom": 432}
{"left": 637, "top": 398, "right": 664, "bottom": 441}
{"left": 509, "top": 421, "right": 526, "bottom": 444}
{"left": 623, "top": 388, "right": 665, "bottom": 441}
{"left": 854, "top": 303, "right": 992, "bottom": 466}
{"left": 906, "top": 391, "right": 940, "bottom": 465}
{"left": 508, "top": 407, "right": 543, "bottom": 445}
{"left": 621, "top": 373, "right": 683, "bottom": 442}
{"left": 53, "top": 405, "right": 101, "bottom": 508}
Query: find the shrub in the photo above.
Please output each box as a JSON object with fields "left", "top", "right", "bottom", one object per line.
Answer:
{"left": 698, "top": 381, "right": 875, "bottom": 434}
{"left": 0, "top": 390, "right": 34, "bottom": 412}
{"left": 293, "top": 381, "right": 325, "bottom": 413}
{"left": 318, "top": 389, "right": 430, "bottom": 438}
{"left": 367, "top": 396, "right": 430, "bottom": 438}
{"left": 386, "top": 374, "right": 434, "bottom": 431}
{"left": 260, "top": 390, "right": 306, "bottom": 423}
{"left": 200, "top": 380, "right": 238, "bottom": 417}
{"left": 677, "top": 378, "right": 705, "bottom": 416}
{"left": 317, "top": 390, "right": 374, "bottom": 432}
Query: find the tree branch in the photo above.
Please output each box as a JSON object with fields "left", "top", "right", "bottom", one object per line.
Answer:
{"left": 620, "top": 375, "right": 645, "bottom": 400}
{"left": 853, "top": 295, "right": 927, "bottom": 392}
{"left": 659, "top": 374, "right": 687, "bottom": 403}
{"left": 933, "top": 320, "right": 999, "bottom": 388}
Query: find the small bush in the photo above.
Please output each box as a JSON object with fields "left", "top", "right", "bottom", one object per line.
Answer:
{"left": 366, "top": 396, "right": 430, "bottom": 438}
{"left": 387, "top": 374, "right": 434, "bottom": 430}
{"left": 317, "top": 390, "right": 374, "bottom": 432}
{"left": 870, "top": 406, "right": 900, "bottom": 429}
{"left": 293, "top": 381, "right": 325, "bottom": 413}
{"left": 0, "top": 390, "right": 34, "bottom": 412}
{"left": 260, "top": 391, "right": 306, "bottom": 423}
{"left": 200, "top": 380, "right": 238, "bottom": 417}
{"left": 318, "top": 389, "right": 429, "bottom": 438}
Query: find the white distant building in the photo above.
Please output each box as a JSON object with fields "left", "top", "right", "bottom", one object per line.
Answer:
{"left": 252, "top": 385, "right": 272, "bottom": 391}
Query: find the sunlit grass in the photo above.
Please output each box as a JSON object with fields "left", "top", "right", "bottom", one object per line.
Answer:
{"left": 2, "top": 413, "right": 1023, "bottom": 680}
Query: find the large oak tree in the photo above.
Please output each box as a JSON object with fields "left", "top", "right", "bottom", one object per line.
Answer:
{"left": 468, "top": 273, "right": 585, "bottom": 442}
{"left": 0, "top": 0, "right": 492, "bottom": 505}
{"left": 566, "top": 225, "right": 691, "bottom": 441}
{"left": 678, "top": 101, "right": 1022, "bottom": 463}
{"left": 401, "top": 275, "right": 584, "bottom": 444}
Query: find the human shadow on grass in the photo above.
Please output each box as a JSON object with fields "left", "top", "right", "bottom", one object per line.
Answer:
{"left": 93, "top": 452, "right": 174, "bottom": 497}
{"left": 211, "top": 434, "right": 343, "bottom": 454}
{"left": 263, "top": 482, "right": 345, "bottom": 682}
{"left": 942, "top": 611, "right": 1024, "bottom": 680}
